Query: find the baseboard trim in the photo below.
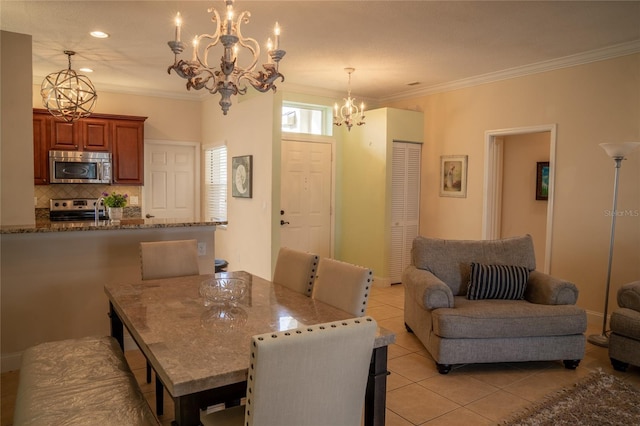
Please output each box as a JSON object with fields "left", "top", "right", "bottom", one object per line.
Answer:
{"left": 1, "top": 351, "right": 22, "bottom": 373}
{"left": 373, "top": 276, "right": 391, "bottom": 288}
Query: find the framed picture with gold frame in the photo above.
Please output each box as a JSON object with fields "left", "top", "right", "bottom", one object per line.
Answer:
{"left": 440, "top": 155, "right": 468, "bottom": 198}
{"left": 232, "top": 155, "right": 253, "bottom": 198}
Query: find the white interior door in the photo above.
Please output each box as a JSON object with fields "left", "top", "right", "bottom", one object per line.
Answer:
{"left": 144, "top": 141, "right": 199, "bottom": 221}
{"left": 390, "top": 142, "right": 421, "bottom": 283}
{"left": 280, "top": 139, "right": 332, "bottom": 258}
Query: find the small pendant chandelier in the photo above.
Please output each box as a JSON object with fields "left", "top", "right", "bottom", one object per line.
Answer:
{"left": 333, "top": 67, "right": 365, "bottom": 131}
{"left": 41, "top": 50, "right": 98, "bottom": 122}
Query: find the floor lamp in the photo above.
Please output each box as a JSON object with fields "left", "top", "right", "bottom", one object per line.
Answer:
{"left": 587, "top": 142, "right": 640, "bottom": 347}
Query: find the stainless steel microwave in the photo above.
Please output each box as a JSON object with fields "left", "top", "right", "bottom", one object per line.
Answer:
{"left": 49, "top": 150, "right": 112, "bottom": 184}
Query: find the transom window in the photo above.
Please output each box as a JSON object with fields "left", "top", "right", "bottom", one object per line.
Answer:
{"left": 282, "top": 102, "right": 332, "bottom": 136}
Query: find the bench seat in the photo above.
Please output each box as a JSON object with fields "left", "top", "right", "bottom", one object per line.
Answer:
{"left": 14, "top": 336, "right": 159, "bottom": 426}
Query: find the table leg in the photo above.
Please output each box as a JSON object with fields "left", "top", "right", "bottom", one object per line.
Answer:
{"left": 109, "top": 302, "right": 124, "bottom": 351}
{"left": 364, "top": 345, "right": 389, "bottom": 426}
{"left": 173, "top": 394, "right": 201, "bottom": 426}
{"left": 156, "top": 375, "right": 164, "bottom": 416}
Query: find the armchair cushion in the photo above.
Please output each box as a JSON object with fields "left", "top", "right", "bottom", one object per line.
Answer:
{"left": 467, "top": 263, "right": 529, "bottom": 300}
{"left": 432, "top": 297, "right": 586, "bottom": 339}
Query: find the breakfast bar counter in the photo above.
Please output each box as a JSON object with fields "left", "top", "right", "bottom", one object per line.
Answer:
{"left": 1, "top": 220, "right": 222, "bottom": 372}
{"left": 0, "top": 218, "right": 226, "bottom": 234}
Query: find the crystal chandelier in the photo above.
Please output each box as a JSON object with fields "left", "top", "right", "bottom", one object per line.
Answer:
{"left": 333, "top": 68, "right": 365, "bottom": 131}
{"left": 167, "top": 0, "right": 286, "bottom": 115}
{"left": 41, "top": 50, "right": 98, "bottom": 122}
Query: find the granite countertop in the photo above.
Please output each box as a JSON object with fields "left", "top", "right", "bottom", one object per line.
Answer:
{"left": 0, "top": 218, "right": 227, "bottom": 234}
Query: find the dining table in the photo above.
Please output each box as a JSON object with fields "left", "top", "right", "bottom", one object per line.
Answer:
{"left": 104, "top": 271, "right": 396, "bottom": 426}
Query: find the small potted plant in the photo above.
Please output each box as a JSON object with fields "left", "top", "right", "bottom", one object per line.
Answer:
{"left": 102, "top": 192, "right": 128, "bottom": 223}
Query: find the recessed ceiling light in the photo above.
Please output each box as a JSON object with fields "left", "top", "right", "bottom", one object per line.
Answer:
{"left": 79, "top": 68, "right": 94, "bottom": 73}
{"left": 90, "top": 31, "right": 109, "bottom": 39}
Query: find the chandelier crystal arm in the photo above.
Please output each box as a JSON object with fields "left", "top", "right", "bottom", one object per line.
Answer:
{"left": 167, "top": 0, "right": 286, "bottom": 115}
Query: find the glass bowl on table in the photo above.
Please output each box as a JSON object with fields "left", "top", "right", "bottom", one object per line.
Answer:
{"left": 199, "top": 277, "right": 247, "bottom": 306}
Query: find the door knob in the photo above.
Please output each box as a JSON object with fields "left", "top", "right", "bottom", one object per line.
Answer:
{"left": 146, "top": 213, "right": 155, "bottom": 218}
{"left": 280, "top": 220, "right": 290, "bottom": 225}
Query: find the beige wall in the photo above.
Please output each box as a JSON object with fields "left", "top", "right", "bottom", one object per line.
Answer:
{"left": 501, "top": 132, "right": 550, "bottom": 269}
{"left": 202, "top": 94, "right": 277, "bottom": 280}
{"left": 386, "top": 54, "right": 640, "bottom": 322}
{"left": 1, "top": 31, "right": 35, "bottom": 226}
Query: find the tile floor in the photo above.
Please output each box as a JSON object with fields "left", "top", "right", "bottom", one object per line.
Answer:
{"left": 2, "top": 283, "right": 639, "bottom": 426}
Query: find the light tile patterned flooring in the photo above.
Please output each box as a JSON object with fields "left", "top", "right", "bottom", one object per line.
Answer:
{"left": 2, "top": 284, "right": 639, "bottom": 425}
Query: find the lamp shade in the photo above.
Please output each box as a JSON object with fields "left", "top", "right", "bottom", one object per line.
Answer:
{"left": 599, "top": 142, "right": 640, "bottom": 159}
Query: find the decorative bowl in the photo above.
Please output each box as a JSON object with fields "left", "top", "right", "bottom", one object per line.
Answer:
{"left": 199, "top": 277, "right": 247, "bottom": 305}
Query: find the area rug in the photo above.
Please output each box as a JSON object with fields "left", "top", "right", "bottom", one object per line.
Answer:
{"left": 503, "top": 370, "right": 640, "bottom": 426}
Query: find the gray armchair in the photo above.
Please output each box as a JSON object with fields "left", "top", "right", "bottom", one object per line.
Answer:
{"left": 609, "top": 281, "right": 640, "bottom": 371}
{"left": 403, "top": 234, "right": 587, "bottom": 374}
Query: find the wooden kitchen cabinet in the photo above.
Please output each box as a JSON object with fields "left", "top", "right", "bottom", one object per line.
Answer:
{"left": 80, "top": 118, "right": 110, "bottom": 151}
{"left": 33, "top": 109, "right": 147, "bottom": 185}
{"left": 111, "top": 119, "right": 145, "bottom": 185}
{"left": 50, "top": 119, "right": 80, "bottom": 150}
{"left": 33, "top": 113, "right": 50, "bottom": 185}
{"left": 49, "top": 118, "right": 110, "bottom": 151}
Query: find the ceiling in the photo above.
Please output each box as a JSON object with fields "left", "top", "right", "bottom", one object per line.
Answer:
{"left": 2, "top": 1, "right": 640, "bottom": 104}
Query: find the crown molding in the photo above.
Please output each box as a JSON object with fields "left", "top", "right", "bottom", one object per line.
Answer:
{"left": 32, "top": 40, "right": 640, "bottom": 104}
{"left": 32, "top": 75, "right": 205, "bottom": 101}
{"left": 381, "top": 40, "right": 640, "bottom": 103}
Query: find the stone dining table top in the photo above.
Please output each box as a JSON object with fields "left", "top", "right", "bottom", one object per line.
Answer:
{"left": 105, "top": 271, "right": 396, "bottom": 398}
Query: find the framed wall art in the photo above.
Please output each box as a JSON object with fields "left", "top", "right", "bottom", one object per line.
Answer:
{"left": 232, "top": 155, "right": 253, "bottom": 198}
{"left": 440, "top": 155, "right": 468, "bottom": 198}
{"left": 536, "top": 161, "right": 549, "bottom": 200}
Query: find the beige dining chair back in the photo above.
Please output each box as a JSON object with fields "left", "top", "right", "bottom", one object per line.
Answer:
{"left": 140, "top": 239, "right": 200, "bottom": 280}
{"left": 201, "top": 316, "right": 378, "bottom": 426}
{"left": 272, "top": 247, "right": 319, "bottom": 296}
{"left": 312, "top": 258, "right": 373, "bottom": 317}
{"left": 139, "top": 238, "right": 200, "bottom": 415}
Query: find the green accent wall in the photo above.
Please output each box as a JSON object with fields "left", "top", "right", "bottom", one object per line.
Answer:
{"left": 339, "top": 108, "right": 423, "bottom": 283}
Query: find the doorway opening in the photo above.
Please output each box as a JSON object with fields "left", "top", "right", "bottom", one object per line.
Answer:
{"left": 483, "top": 125, "right": 557, "bottom": 272}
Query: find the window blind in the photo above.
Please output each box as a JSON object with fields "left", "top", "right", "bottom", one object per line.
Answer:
{"left": 205, "top": 145, "right": 227, "bottom": 222}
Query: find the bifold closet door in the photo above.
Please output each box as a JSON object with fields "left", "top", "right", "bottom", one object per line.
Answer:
{"left": 390, "top": 142, "right": 421, "bottom": 284}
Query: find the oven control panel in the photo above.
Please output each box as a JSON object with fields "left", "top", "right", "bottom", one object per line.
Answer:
{"left": 49, "top": 198, "right": 107, "bottom": 221}
{"left": 50, "top": 198, "right": 104, "bottom": 212}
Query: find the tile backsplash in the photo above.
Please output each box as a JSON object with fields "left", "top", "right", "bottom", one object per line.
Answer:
{"left": 35, "top": 184, "right": 142, "bottom": 209}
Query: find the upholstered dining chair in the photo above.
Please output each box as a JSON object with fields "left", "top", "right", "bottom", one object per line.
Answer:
{"left": 139, "top": 239, "right": 200, "bottom": 415}
{"left": 312, "top": 258, "right": 373, "bottom": 317}
{"left": 200, "top": 316, "right": 378, "bottom": 426}
{"left": 140, "top": 239, "right": 200, "bottom": 280}
{"left": 272, "top": 247, "right": 319, "bottom": 296}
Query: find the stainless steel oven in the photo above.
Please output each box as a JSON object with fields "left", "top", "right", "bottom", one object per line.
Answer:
{"left": 49, "top": 150, "right": 112, "bottom": 184}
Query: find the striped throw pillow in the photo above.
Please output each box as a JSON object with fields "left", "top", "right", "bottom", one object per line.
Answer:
{"left": 467, "top": 263, "right": 530, "bottom": 300}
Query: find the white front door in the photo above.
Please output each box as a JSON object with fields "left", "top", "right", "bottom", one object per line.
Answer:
{"left": 280, "top": 139, "right": 332, "bottom": 258}
{"left": 144, "top": 141, "right": 198, "bottom": 221}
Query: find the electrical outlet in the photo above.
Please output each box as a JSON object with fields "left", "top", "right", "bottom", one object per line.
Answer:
{"left": 197, "top": 242, "right": 206, "bottom": 256}
{"left": 129, "top": 196, "right": 139, "bottom": 206}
